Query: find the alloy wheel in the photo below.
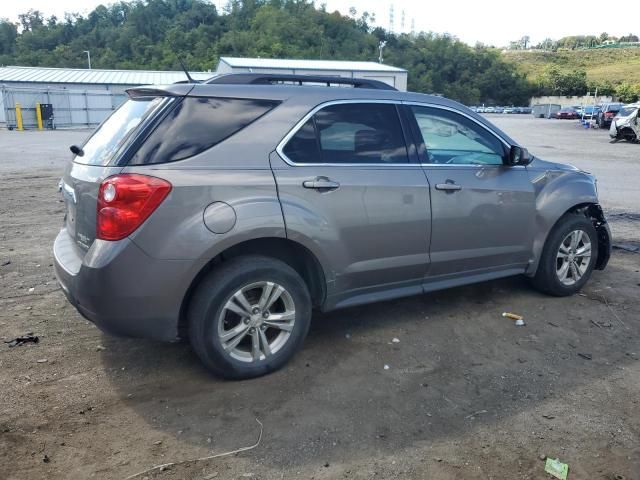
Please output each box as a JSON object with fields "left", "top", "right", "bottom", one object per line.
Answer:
{"left": 217, "top": 281, "right": 296, "bottom": 363}
{"left": 556, "top": 229, "right": 592, "bottom": 286}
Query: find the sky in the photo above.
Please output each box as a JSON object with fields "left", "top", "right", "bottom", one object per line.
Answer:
{"left": 2, "top": 0, "right": 639, "bottom": 47}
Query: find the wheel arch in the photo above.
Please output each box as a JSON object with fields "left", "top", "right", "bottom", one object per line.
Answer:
{"left": 527, "top": 201, "right": 609, "bottom": 276}
{"left": 178, "top": 237, "right": 327, "bottom": 337}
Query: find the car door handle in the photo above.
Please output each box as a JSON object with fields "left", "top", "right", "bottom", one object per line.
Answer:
{"left": 435, "top": 183, "right": 462, "bottom": 192}
{"left": 303, "top": 178, "right": 340, "bottom": 190}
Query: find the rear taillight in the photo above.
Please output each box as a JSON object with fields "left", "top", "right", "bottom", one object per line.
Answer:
{"left": 97, "top": 174, "right": 171, "bottom": 241}
{"left": 605, "top": 112, "right": 614, "bottom": 117}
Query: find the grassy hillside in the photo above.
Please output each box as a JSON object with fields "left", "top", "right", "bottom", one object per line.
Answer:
{"left": 503, "top": 48, "right": 640, "bottom": 84}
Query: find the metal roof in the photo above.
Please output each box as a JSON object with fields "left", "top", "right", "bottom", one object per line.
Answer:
{"left": 218, "top": 57, "right": 407, "bottom": 73}
{"left": 0, "top": 66, "right": 213, "bottom": 85}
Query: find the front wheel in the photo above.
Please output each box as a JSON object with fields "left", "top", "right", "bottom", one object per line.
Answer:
{"left": 532, "top": 213, "right": 598, "bottom": 296}
{"left": 188, "top": 256, "right": 312, "bottom": 379}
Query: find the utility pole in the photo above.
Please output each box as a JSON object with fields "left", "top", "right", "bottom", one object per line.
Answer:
{"left": 378, "top": 40, "right": 387, "bottom": 63}
{"left": 83, "top": 50, "right": 91, "bottom": 69}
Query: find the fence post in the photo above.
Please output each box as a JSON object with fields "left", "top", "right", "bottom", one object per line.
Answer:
{"left": 36, "top": 102, "right": 43, "bottom": 130}
{"left": 15, "top": 102, "right": 23, "bottom": 131}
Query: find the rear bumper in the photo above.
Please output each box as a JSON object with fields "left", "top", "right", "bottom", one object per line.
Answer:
{"left": 53, "top": 228, "right": 194, "bottom": 342}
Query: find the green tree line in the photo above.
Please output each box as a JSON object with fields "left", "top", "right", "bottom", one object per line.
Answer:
{"left": 0, "top": 0, "right": 606, "bottom": 105}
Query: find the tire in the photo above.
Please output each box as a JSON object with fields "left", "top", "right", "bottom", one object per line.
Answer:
{"left": 188, "top": 255, "right": 312, "bottom": 379}
{"left": 531, "top": 212, "right": 599, "bottom": 297}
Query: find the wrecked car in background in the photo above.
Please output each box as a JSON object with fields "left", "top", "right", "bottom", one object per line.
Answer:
{"left": 610, "top": 103, "right": 639, "bottom": 143}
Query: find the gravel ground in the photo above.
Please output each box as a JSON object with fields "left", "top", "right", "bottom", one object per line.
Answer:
{"left": 1, "top": 117, "right": 639, "bottom": 480}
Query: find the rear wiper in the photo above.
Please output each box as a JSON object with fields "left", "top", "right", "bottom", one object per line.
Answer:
{"left": 69, "top": 145, "right": 84, "bottom": 157}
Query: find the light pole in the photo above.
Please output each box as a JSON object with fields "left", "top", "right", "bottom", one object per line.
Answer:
{"left": 378, "top": 40, "right": 387, "bottom": 63}
{"left": 83, "top": 50, "right": 91, "bottom": 69}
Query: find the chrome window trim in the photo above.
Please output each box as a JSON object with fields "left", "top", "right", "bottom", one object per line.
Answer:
{"left": 276, "top": 99, "right": 521, "bottom": 169}
{"left": 275, "top": 99, "right": 417, "bottom": 167}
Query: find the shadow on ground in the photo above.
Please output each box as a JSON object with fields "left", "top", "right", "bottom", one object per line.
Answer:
{"left": 98, "top": 260, "right": 640, "bottom": 470}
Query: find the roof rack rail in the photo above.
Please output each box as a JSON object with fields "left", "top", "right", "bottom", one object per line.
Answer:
{"left": 204, "top": 73, "right": 397, "bottom": 91}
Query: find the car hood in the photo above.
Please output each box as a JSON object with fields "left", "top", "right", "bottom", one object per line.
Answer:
{"left": 528, "top": 156, "right": 581, "bottom": 173}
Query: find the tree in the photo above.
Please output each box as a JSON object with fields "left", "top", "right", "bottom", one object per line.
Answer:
{"left": 615, "top": 82, "right": 640, "bottom": 103}
{"left": 17, "top": 10, "right": 44, "bottom": 31}
{"left": 0, "top": 20, "right": 18, "bottom": 55}
{"left": 620, "top": 34, "right": 639, "bottom": 43}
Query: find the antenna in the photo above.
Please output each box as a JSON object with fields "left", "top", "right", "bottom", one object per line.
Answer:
{"left": 178, "top": 58, "right": 197, "bottom": 83}
{"left": 411, "top": 18, "right": 415, "bottom": 36}
{"left": 389, "top": 4, "right": 394, "bottom": 33}
{"left": 401, "top": 10, "right": 405, "bottom": 31}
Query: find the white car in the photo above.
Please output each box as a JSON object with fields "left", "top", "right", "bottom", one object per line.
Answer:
{"left": 609, "top": 103, "right": 639, "bottom": 143}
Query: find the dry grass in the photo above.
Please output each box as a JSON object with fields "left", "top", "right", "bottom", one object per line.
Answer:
{"left": 503, "top": 48, "right": 640, "bottom": 84}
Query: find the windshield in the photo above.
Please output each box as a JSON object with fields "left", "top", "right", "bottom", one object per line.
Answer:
{"left": 74, "top": 97, "right": 165, "bottom": 166}
{"left": 617, "top": 106, "right": 638, "bottom": 117}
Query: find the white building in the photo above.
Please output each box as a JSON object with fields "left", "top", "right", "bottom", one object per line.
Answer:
{"left": 0, "top": 66, "right": 212, "bottom": 127}
{"left": 215, "top": 57, "right": 408, "bottom": 91}
{"left": 1, "top": 59, "right": 408, "bottom": 127}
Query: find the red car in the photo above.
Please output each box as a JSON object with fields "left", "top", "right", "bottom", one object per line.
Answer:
{"left": 555, "top": 108, "right": 579, "bottom": 119}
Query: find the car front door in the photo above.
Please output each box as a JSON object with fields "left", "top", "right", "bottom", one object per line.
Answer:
{"left": 271, "top": 101, "right": 431, "bottom": 308}
{"left": 405, "top": 104, "right": 536, "bottom": 281}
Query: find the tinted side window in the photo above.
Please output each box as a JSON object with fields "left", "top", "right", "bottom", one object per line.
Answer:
{"left": 411, "top": 106, "right": 505, "bottom": 165}
{"left": 283, "top": 103, "right": 409, "bottom": 164}
{"left": 129, "top": 97, "right": 278, "bottom": 165}
{"left": 282, "top": 119, "right": 321, "bottom": 164}
{"left": 314, "top": 103, "right": 409, "bottom": 164}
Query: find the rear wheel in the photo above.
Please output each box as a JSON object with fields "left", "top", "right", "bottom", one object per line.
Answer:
{"left": 188, "top": 256, "right": 311, "bottom": 379}
{"left": 532, "top": 213, "right": 598, "bottom": 296}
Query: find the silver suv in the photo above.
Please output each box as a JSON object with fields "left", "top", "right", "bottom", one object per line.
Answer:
{"left": 54, "top": 74, "right": 611, "bottom": 379}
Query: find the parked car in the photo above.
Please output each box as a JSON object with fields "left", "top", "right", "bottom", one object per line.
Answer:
{"left": 555, "top": 107, "right": 579, "bottom": 120}
{"left": 484, "top": 106, "right": 496, "bottom": 113}
{"left": 520, "top": 107, "right": 533, "bottom": 114}
{"left": 54, "top": 73, "right": 611, "bottom": 379}
{"left": 476, "top": 106, "right": 486, "bottom": 113}
{"left": 596, "top": 103, "right": 624, "bottom": 128}
{"left": 532, "top": 104, "right": 561, "bottom": 118}
{"left": 503, "top": 107, "right": 515, "bottom": 114}
{"left": 609, "top": 103, "right": 639, "bottom": 142}
{"left": 581, "top": 105, "right": 601, "bottom": 119}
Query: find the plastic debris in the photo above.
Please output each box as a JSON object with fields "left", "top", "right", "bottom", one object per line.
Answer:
{"left": 544, "top": 458, "right": 569, "bottom": 480}
{"left": 383, "top": 364, "right": 390, "bottom": 370}
{"left": 392, "top": 338, "right": 400, "bottom": 343}
{"left": 4, "top": 334, "right": 39, "bottom": 347}
{"left": 578, "top": 353, "right": 592, "bottom": 360}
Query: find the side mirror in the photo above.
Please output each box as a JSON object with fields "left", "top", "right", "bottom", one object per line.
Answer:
{"left": 508, "top": 145, "right": 531, "bottom": 166}
{"left": 69, "top": 145, "right": 84, "bottom": 157}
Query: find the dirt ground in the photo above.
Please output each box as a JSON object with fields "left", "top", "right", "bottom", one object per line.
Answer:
{"left": 1, "top": 117, "right": 639, "bottom": 480}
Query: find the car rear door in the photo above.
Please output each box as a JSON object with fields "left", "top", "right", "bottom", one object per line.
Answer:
{"left": 270, "top": 100, "right": 431, "bottom": 308}
{"left": 404, "top": 103, "right": 536, "bottom": 281}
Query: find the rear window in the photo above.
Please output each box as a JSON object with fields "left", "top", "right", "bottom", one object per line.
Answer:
{"left": 75, "top": 97, "right": 164, "bottom": 166}
{"left": 128, "top": 97, "right": 279, "bottom": 165}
